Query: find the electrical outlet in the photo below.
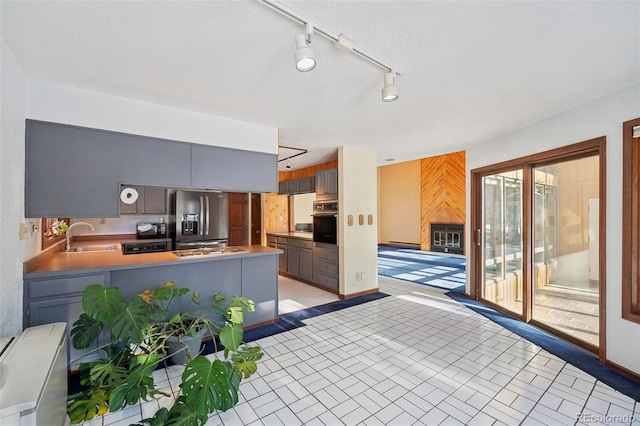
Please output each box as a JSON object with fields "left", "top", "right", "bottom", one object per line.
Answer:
{"left": 355, "top": 272, "right": 365, "bottom": 281}
{"left": 100, "top": 218, "right": 106, "bottom": 224}
{"left": 30, "top": 222, "right": 39, "bottom": 236}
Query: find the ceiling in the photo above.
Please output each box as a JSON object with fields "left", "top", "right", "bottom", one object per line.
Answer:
{"left": 2, "top": 1, "right": 639, "bottom": 171}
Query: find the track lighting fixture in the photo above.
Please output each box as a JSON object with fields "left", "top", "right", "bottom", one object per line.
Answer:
{"left": 286, "top": 161, "right": 292, "bottom": 169}
{"left": 381, "top": 71, "right": 398, "bottom": 102}
{"left": 260, "top": 0, "right": 401, "bottom": 101}
{"left": 295, "top": 23, "right": 316, "bottom": 72}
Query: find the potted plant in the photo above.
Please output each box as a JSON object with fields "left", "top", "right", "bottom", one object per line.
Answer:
{"left": 67, "top": 281, "right": 263, "bottom": 425}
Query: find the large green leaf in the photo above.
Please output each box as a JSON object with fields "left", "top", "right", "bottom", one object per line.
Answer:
{"left": 71, "top": 313, "right": 103, "bottom": 349}
{"left": 153, "top": 281, "right": 189, "bottom": 302}
{"left": 181, "top": 356, "right": 242, "bottom": 413}
{"left": 109, "top": 371, "right": 165, "bottom": 412}
{"left": 67, "top": 389, "right": 109, "bottom": 423}
{"left": 89, "top": 360, "right": 128, "bottom": 389}
{"left": 110, "top": 296, "right": 152, "bottom": 343}
{"left": 231, "top": 346, "right": 263, "bottom": 379}
{"left": 219, "top": 323, "right": 243, "bottom": 352}
{"left": 82, "top": 284, "right": 126, "bottom": 322}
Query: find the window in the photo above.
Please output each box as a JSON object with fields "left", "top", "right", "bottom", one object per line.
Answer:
{"left": 622, "top": 118, "right": 640, "bottom": 323}
{"left": 41, "top": 217, "right": 69, "bottom": 250}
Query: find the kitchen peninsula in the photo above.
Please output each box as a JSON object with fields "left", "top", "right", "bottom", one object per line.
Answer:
{"left": 23, "top": 239, "right": 281, "bottom": 365}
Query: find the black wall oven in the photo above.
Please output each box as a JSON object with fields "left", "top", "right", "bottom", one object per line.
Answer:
{"left": 312, "top": 200, "right": 338, "bottom": 244}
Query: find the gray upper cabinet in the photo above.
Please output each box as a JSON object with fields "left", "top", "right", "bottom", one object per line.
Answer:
{"left": 191, "top": 144, "right": 277, "bottom": 193}
{"left": 25, "top": 120, "right": 278, "bottom": 218}
{"left": 119, "top": 185, "right": 167, "bottom": 215}
{"left": 25, "top": 120, "right": 191, "bottom": 218}
{"left": 278, "top": 176, "right": 315, "bottom": 195}
{"left": 316, "top": 169, "right": 338, "bottom": 200}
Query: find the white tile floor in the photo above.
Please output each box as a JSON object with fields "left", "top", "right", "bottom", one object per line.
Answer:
{"left": 82, "top": 276, "right": 639, "bottom": 426}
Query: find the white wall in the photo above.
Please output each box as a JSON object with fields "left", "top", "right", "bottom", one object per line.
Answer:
{"left": 292, "top": 193, "right": 314, "bottom": 226}
{"left": 0, "top": 39, "right": 34, "bottom": 336}
{"left": 339, "top": 146, "right": 379, "bottom": 295}
{"left": 465, "top": 84, "right": 640, "bottom": 374}
{"left": 27, "top": 80, "right": 278, "bottom": 153}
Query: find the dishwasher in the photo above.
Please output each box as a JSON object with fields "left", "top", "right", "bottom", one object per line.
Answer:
{"left": 0, "top": 322, "right": 68, "bottom": 425}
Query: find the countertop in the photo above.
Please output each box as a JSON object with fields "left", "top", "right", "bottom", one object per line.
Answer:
{"left": 266, "top": 231, "right": 313, "bottom": 240}
{"left": 24, "top": 238, "right": 281, "bottom": 277}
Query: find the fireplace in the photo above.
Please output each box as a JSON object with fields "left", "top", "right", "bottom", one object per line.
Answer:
{"left": 430, "top": 223, "right": 464, "bottom": 255}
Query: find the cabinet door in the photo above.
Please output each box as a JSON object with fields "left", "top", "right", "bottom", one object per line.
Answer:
{"left": 278, "top": 244, "right": 288, "bottom": 272}
{"left": 326, "top": 169, "right": 338, "bottom": 198}
{"left": 288, "top": 180, "right": 300, "bottom": 194}
{"left": 279, "top": 181, "right": 289, "bottom": 195}
{"left": 142, "top": 187, "right": 167, "bottom": 214}
{"left": 241, "top": 255, "right": 278, "bottom": 324}
{"left": 299, "top": 248, "right": 313, "bottom": 281}
{"left": 287, "top": 245, "right": 300, "bottom": 276}
{"left": 28, "top": 295, "right": 100, "bottom": 367}
{"left": 316, "top": 169, "right": 338, "bottom": 200}
{"left": 299, "top": 177, "right": 314, "bottom": 193}
{"left": 191, "top": 144, "right": 277, "bottom": 192}
{"left": 120, "top": 185, "right": 139, "bottom": 214}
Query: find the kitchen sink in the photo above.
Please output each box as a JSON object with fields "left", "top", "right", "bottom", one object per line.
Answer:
{"left": 64, "top": 245, "right": 118, "bottom": 253}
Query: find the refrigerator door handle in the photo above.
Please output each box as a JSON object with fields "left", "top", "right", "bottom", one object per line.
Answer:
{"left": 199, "top": 196, "right": 204, "bottom": 236}
{"left": 205, "top": 196, "right": 210, "bottom": 236}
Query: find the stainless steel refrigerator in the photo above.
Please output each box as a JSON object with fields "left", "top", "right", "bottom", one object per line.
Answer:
{"left": 173, "top": 190, "right": 229, "bottom": 249}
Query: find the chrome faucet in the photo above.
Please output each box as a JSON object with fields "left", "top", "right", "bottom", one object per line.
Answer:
{"left": 65, "top": 221, "right": 97, "bottom": 252}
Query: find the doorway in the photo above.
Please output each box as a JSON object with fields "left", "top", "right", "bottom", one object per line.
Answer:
{"left": 471, "top": 138, "right": 606, "bottom": 358}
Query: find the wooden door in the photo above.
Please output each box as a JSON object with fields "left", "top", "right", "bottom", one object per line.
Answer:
{"left": 228, "top": 193, "right": 248, "bottom": 246}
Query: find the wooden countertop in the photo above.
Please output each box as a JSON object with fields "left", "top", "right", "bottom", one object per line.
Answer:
{"left": 24, "top": 238, "right": 281, "bottom": 277}
{"left": 266, "top": 231, "right": 313, "bottom": 240}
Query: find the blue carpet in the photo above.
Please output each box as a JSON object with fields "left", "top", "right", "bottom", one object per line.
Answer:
{"left": 378, "top": 245, "right": 466, "bottom": 292}
{"left": 446, "top": 291, "right": 640, "bottom": 402}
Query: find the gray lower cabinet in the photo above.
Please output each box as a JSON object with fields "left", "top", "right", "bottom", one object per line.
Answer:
{"left": 24, "top": 272, "right": 108, "bottom": 367}
{"left": 298, "top": 241, "right": 313, "bottom": 281}
{"left": 109, "top": 256, "right": 277, "bottom": 325}
{"left": 313, "top": 244, "right": 339, "bottom": 290}
{"left": 119, "top": 185, "right": 167, "bottom": 215}
{"left": 268, "top": 234, "right": 336, "bottom": 290}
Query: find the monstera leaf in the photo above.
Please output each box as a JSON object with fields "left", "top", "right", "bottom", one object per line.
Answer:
{"left": 231, "top": 345, "right": 263, "bottom": 379}
{"left": 219, "top": 323, "right": 243, "bottom": 352}
{"left": 67, "top": 389, "right": 109, "bottom": 424}
{"left": 109, "top": 296, "right": 152, "bottom": 344}
{"left": 109, "top": 361, "right": 167, "bottom": 412}
{"left": 181, "top": 356, "right": 242, "bottom": 414}
{"left": 71, "top": 313, "right": 103, "bottom": 349}
{"left": 82, "top": 284, "right": 126, "bottom": 322}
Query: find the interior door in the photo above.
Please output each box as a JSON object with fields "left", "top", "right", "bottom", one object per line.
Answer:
{"left": 251, "top": 193, "right": 262, "bottom": 245}
{"left": 228, "top": 192, "right": 248, "bottom": 246}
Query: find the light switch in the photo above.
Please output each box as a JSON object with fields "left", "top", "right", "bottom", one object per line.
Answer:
{"left": 359, "top": 214, "right": 364, "bottom": 225}
{"left": 348, "top": 215, "right": 353, "bottom": 226}
{"left": 19, "top": 223, "right": 28, "bottom": 240}
{"left": 368, "top": 214, "right": 373, "bottom": 225}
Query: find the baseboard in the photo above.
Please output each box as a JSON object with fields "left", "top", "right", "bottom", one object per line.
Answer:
{"left": 604, "top": 359, "right": 640, "bottom": 383}
{"left": 339, "top": 288, "right": 379, "bottom": 300}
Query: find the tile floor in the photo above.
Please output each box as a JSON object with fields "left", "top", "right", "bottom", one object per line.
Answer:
{"left": 81, "top": 276, "right": 639, "bottom": 426}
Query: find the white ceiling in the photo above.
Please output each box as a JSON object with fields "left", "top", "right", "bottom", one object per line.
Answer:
{"left": 2, "top": 1, "right": 639, "bottom": 171}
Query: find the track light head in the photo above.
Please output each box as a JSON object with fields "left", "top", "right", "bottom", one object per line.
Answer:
{"left": 381, "top": 71, "right": 398, "bottom": 102}
{"left": 295, "top": 23, "right": 316, "bottom": 72}
{"left": 286, "top": 161, "right": 292, "bottom": 169}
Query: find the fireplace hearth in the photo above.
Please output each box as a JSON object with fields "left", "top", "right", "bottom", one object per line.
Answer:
{"left": 430, "top": 223, "right": 464, "bottom": 255}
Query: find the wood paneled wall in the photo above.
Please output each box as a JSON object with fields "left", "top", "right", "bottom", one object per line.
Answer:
{"left": 420, "top": 151, "right": 466, "bottom": 251}
{"left": 278, "top": 160, "right": 338, "bottom": 182}
{"left": 265, "top": 160, "right": 338, "bottom": 231}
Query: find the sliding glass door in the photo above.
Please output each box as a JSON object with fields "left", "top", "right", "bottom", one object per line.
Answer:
{"left": 532, "top": 157, "right": 600, "bottom": 346}
{"left": 472, "top": 139, "right": 605, "bottom": 356}
{"left": 482, "top": 171, "right": 524, "bottom": 316}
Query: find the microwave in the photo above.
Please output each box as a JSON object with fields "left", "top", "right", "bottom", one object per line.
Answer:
{"left": 136, "top": 222, "right": 167, "bottom": 239}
